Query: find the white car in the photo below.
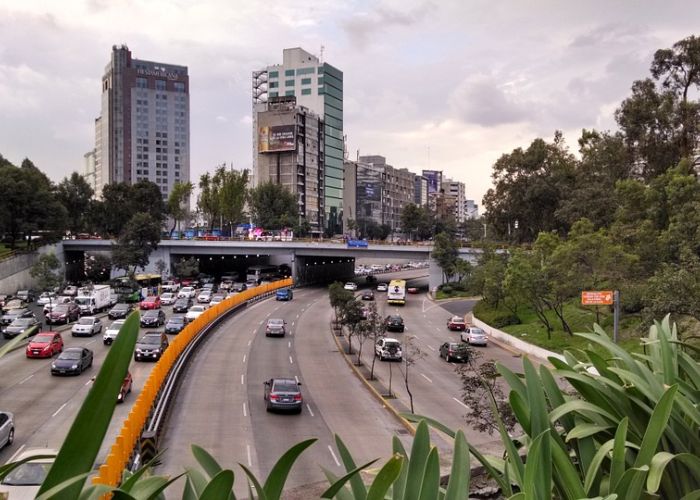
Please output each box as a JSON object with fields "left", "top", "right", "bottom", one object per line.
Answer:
{"left": 160, "top": 292, "right": 176, "bottom": 305}
{"left": 36, "top": 292, "right": 57, "bottom": 305}
{"left": 210, "top": 294, "right": 226, "bottom": 306}
{"left": 344, "top": 282, "right": 358, "bottom": 291}
{"left": 197, "top": 290, "right": 212, "bottom": 303}
{"left": 161, "top": 280, "right": 180, "bottom": 293}
{"left": 185, "top": 304, "right": 208, "bottom": 322}
{"left": 461, "top": 326, "right": 488, "bottom": 346}
{"left": 375, "top": 338, "right": 402, "bottom": 361}
{"left": 376, "top": 283, "right": 388, "bottom": 292}
{"left": 63, "top": 285, "right": 78, "bottom": 296}
{"left": 178, "top": 287, "right": 196, "bottom": 299}
{"left": 0, "top": 448, "right": 57, "bottom": 499}
{"left": 0, "top": 411, "right": 13, "bottom": 448}
{"left": 71, "top": 316, "right": 102, "bottom": 337}
{"left": 103, "top": 319, "right": 125, "bottom": 345}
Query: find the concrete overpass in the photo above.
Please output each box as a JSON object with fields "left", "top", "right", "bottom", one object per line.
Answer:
{"left": 61, "top": 239, "right": 483, "bottom": 289}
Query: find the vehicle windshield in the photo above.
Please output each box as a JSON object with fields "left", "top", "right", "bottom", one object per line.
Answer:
{"left": 451, "top": 317, "right": 465, "bottom": 323}
{"left": 144, "top": 297, "right": 157, "bottom": 302}
{"left": 389, "top": 316, "right": 402, "bottom": 322}
{"left": 1, "top": 462, "right": 52, "bottom": 485}
{"left": 190, "top": 306, "right": 204, "bottom": 312}
{"left": 449, "top": 343, "right": 468, "bottom": 351}
{"left": 109, "top": 322, "right": 125, "bottom": 330}
{"left": 144, "top": 311, "right": 159, "bottom": 317}
{"left": 60, "top": 351, "right": 82, "bottom": 360}
{"left": 162, "top": 293, "right": 173, "bottom": 297}
{"left": 74, "top": 297, "right": 91, "bottom": 305}
{"left": 113, "top": 304, "right": 128, "bottom": 310}
{"left": 470, "top": 328, "right": 485, "bottom": 334}
{"left": 272, "top": 382, "right": 298, "bottom": 392}
{"left": 78, "top": 318, "right": 94, "bottom": 325}
{"left": 140, "top": 336, "right": 161, "bottom": 345}
{"left": 268, "top": 319, "right": 284, "bottom": 326}
{"left": 53, "top": 305, "right": 69, "bottom": 313}
{"left": 385, "top": 341, "right": 400, "bottom": 348}
{"left": 168, "top": 317, "right": 185, "bottom": 324}
{"left": 10, "top": 318, "right": 33, "bottom": 326}
{"left": 33, "top": 334, "right": 55, "bottom": 343}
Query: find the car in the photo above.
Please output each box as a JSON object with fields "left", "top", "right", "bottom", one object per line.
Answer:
{"left": 375, "top": 338, "right": 402, "bottom": 361}
{"left": 232, "top": 283, "right": 248, "bottom": 293}
{"left": 197, "top": 290, "right": 212, "bottom": 303}
{"left": 384, "top": 315, "right": 405, "bottom": 333}
{"left": 0, "top": 411, "right": 13, "bottom": 448}
{"left": 160, "top": 292, "right": 177, "bottom": 305}
{"left": 366, "top": 274, "right": 377, "bottom": 284}
{"left": 370, "top": 264, "right": 383, "bottom": 272}
{"left": 108, "top": 292, "right": 119, "bottom": 307}
{"left": 26, "top": 332, "right": 63, "bottom": 358}
{"left": 263, "top": 378, "right": 303, "bottom": 413}
{"left": 161, "top": 280, "right": 180, "bottom": 293}
{"left": 376, "top": 283, "right": 388, "bottom": 292}
{"left": 62, "top": 285, "right": 78, "bottom": 296}
{"left": 2, "top": 299, "right": 26, "bottom": 313}
{"left": 164, "top": 315, "right": 186, "bottom": 334}
{"left": 265, "top": 318, "right": 286, "bottom": 337}
{"left": 209, "top": 294, "right": 226, "bottom": 306}
{"left": 43, "top": 296, "right": 73, "bottom": 315}
{"left": 104, "top": 319, "right": 125, "bottom": 345}
{"left": 134, "top": 332, "right": 169, "bottom": 361}
{"left": 3, "top": 316, "right": 40, "bottom": 339}
{"left": 0, "top": 447, "right": 56, "bottom": 498}
{"left": 46, "top": 303, "right": 80, "bottom": 325}
{"left": 51, "top": 347, "right": 93, "bottom": 375}
{"left": 71, "top": 316, "right": 102, "bottom": 337}
{"left": 447, "top": 315, "right": 467, "bottom": 331}
{"left": 177, "top": 286, "right": 196, "bottom": 299}
{"left": 140, "top": 309, "right": 166, "bottom": 328}
{"left": 108, "top": 302, "right": 132, "bottom": 319}
{"left": 16, "top": 290, "right": 35, "bottom": 303}
{"left": 139, "top": 295, "right": 161, "bottom": 310}
{"left": 344, "top": 282, "right": 358, "bottom": 291}
{"left": 461, "top": 326, "right": 488, "bottom": 346}
{"left": 407, "top": 287, "right": 419, "bottom": 294}
{"left": 117, "top": 372, "right": 133, "bottom": 403}
{"left": 275, "top": 288, "right": 293, "bottom": 301}
{"left": 245, "top": 279, "right": 258, "bottom": 288}
{"left": 185, "top": 304, "right": 207, "bottom": 322}
{"left": 439, "top": 342, "right": 470, "bottom": 362}
{"left": 36, "top": 292, "right": 57, "bottom": 305}
{"left": 1, "top": 307, "right": 33, "bottom": 327}
{"left": 361, "top": 290, "right": 375, "bottom": 301}
{"left": 201, "top": 282, "right": 217, "bottom": 293}
{"left": 172, "top": 298, "right": 193, "bottom": 313}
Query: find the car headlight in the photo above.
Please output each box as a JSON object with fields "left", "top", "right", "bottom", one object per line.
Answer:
{"left": 51, "top": 363, "right": 56, "bottom": 368}
{"left": 117, "top": 393, "right": 123, "bottom": 400}
{"left": 71, "top": 364, "right": 78, "bottom": 369}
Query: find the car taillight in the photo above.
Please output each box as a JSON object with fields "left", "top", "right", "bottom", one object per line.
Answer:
{"left": 448, "top": 350, "right": 454, "bottom": 355}
{"left": 293, "top": 394, "right": 302, "bottom": 401}
{"left": 269, "top": 394, "right": 279, "bottom": 401}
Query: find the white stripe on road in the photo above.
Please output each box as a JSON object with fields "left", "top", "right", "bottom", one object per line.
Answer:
{"left": 292, "top": 321, "right": 295, "bottom": 326}
{"left": 241, "top": 374, "right": 244, "bottom": 385}
{"left": 84, "top": 380, "right": 92, "bottom": 386}
{"left": 19, "top": 374, "right": 33, "bottom": 384}
{"left": 86, "top": 339, "right": 96, "bottom": 345}
{"left": 242, "top": 354, "right": 246, "bottom": 363}
{"left": 248, "top": 340, "right": 252, "bottom": 346}
{"left": 452, "top": 397, "right": 469, "bottom": 410}
{"left": 289, "top": 356, "right": 294, "bottom": 364}
{"left": 243, "top": 403, "right": 247, "bottom": 417}
{"left": 435, "top": 327, "right": 441, "bottom": 332}
{"left": 295, "top": 375, "right": 299, "bottom": 383}
{"left": 306, "top": 404, "right": 315, "bottom": 417}
{"left": 246, "top": 444, "right": 252, "bottom": 466}
{"left": 426, "top": 345, "right": 435, "bottom": 351}
{"left": 420, "top": 373, "right": 433, "bottom": 383}
{"left": 288, "top": 341, "right": 291, "bottom": 348}
{"left": 251, "top": 330, "right": 256, "bottom": 335}
{"left": 328, "top": 445, "right": 341, "bottom": 467}
{"left": 259, "top": 320, "right": 264, "bottom": 325}
{"left": 52, "top": 402, "right": 68, "bottom": 417}
{"left": 9, "top": 444, "right": 26, "bottom": 462}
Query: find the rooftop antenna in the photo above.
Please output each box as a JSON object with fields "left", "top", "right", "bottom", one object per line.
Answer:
{"left": 320, "top": 45, "right": 325, "bottom": 63}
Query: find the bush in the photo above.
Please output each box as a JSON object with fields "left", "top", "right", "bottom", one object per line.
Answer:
{"left": 621, "top": 282, "right": 645, "bottom": 313}
{"left": 439, "top": 284, "right": 453, "bottom": 294}
{"left": 490, "top": 312, "right": 521, "bottom": 328}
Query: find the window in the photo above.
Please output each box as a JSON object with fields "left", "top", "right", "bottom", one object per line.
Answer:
{"left": 285, "top": 80, "right": 295, "bottom": 87}
{"left": 155, "top": 80, "right": 166, "bottom": 91}
{"left": 318, "top": 76, "right": 324, "bottom": 84}
{"left": 301, "top": 88, "right": 312, "bottom": 95}
{"left": 269, "top": 91, "right": 278, "bottom": 97}
{"left": 301, "top": 78, "right": 311, "bottom": 85}
{"left": 269, "top": 70, "right": 279, "bottom": 78}
{"left": 174, "top": 82, "right": 185, "bottom": 92}
{"left": 285, "top": 90, "right": 294, "bottom": 96}
{"left": 284, "top": 69, "right": 295, "bottom": 76}
{"left": 296, "top": 67, "right": 315, "bottom": 75}
{"left": 136, "top": 77, "right": 148, "bottom": 89}
{"left": 269, "top": 81, "right": 278, "bottom": 88}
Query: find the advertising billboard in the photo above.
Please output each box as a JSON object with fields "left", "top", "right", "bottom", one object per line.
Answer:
{"left": 259, "top": 125, "right": 296, "bottom": 153}
{"left": 423, "top": 170, "right": 441, "bottom": 194}
{"left": 363, "top": 182, "right": 381, "bottom": 201}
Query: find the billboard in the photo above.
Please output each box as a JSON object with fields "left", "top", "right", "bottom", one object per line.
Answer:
{"left": 423, "top": 170, "right": 441, "bottom": 193}
{"left": 259, "top": 125, "right": 296, "bottom": 153}
{"left": 363, "top": 182, "right": 381, "bottom": 201}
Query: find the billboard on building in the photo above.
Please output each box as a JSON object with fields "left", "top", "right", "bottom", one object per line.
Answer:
{"left": 423, "top": 170, "right": 441, "bottom": 193}
{"left": 363, "top": 182, "right": 381, "bottom": 201}
{"left": 258, "top": 125, "right": 296, "bottom": 153}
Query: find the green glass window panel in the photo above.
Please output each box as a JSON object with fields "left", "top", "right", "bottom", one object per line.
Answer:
{"left": 301, "top": 88, "right": 311, "bottom": 95}
{"left": 318, "top": 76, "right": 324, "bottom": 84}
{"left": 325, "top": 115, "right": 342, "bottom": 129}
{"left": 324, "top": 85, "right": 342, "bottom": 100}
{"left": 285, "top": 80, "right": 295, "bottom": 87}
{"left": 268, "top": 70, "right": 279, "bottom": 78}
{"left": 325, "top": 154, "right": 344, "bottom": 169}
{"left": 269, "top": 91, "right": 278, "bottom": 97}
{"left": 325, "top": 125, "right": 343, "bottom": 139}
{"left": 326, "top": 176, "right": 343, "bottom": 189}
{"left": 301, "top": 78, "right": 311, "bottom": 85}
{"left": 296, "top": 67, "right": 315, "bottom": 75}
{"left": 317, "top": 66, "right": 324, "bottom": 74}
{"left": 322, "top": 63, "right": 342, "bottom": 79}
{"left": 285, "top": 90, "right": 295, "bottom": 96}
{"left": 269, "top": 81, "right": 278, "bottom": 88}
{"left": 326, "top": 136, "right": 344, "bottom": 150}
{"left": 325, "top": 94, "right": 343, "bottom": 111}
{"left": 285, "top": 69, "right": 295, "bottom": 76}
{"left": 324, "top": 105, "right": 342, "bottom": 121}
{"left": 325, "top": 187, "right": 342, "bottom": 199}
{"left": 318, "top": 86, "right": 324, "bottom": 95}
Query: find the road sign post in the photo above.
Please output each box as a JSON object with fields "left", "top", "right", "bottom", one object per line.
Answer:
{"left": 581, "top": 290, "right": 619, "bottom": 343}
{"left": 613, "top": 290, "right": 620, "bottom": 344}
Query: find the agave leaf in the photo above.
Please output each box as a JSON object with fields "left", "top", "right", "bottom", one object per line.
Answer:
{"left": 509, "top": 391, "right": 531, "bottom": 435}
{"left": 199, "top": 469, "right": 235, "bottom": 500}
{"left": 122, "top": 473, "right": 186, "bottom": 499}
{"left": 191, "top": 444, "right": 225, "bottom": 480}
{"left": 37, "top": 311, "right": 140, "bottom": 497}
{"left": 549, "top": 434, "right": 586, "bottom": 500}
{"left": 584, "top": 440, "right": 615, "bottom": 495}
{"left": 320, "top": 458, "right": 378, "bottom": 499}
{"left": 495, "top": 363, "right": 527, "bottom": 401}
{"left": 634, "top": 385, "right": 678, "bottom": 468}
{"left": 78, "top": 483, "right": 115, "bottom": 500}
{"left": 523, "top": 358, "right": 548, "bottom": 438}
{"left": 444, "top": 430, "right": 470, "bottom": 500}
{"left": 0, "top": 454, "right": 55, "bottom": 479}
{"left": 334, "top": 434, "right": 368, "bottom": 500}
{"left": 391, "top": 435, "right": 409, "bottom": 500}
{"left": 566, "top": 423, "right": 614, "bottom": 442}
{"left": 366, "top": 454, "right": 404, "bottom": 500}
{"left": 681, "top": 492, "right": 700, "bottom": 500}
{"left": 647, "top": 452, "right": 676, "bottom": 493}
{"left": 119, "top": 450, "right": 168, "bottom": 492}
{"left": 184, "top": 467, "right": 209, "bottom": 499}
{"left": 612, "top": 465, "right": 648, "bottom": 499}
{"left": 609, "top": 417, "right": 629, "bottom": 494}
{"left": 549, "top": 400, "right": 619, "bottom": 425}
{"left": 0, "top": 325, "right": 37, "bottom": 359}
{"left": 262, "top": 438, "right": 316, "bottom": 499}
{"left": 34, "top": 472, "right": 91, "bottom": 500}
{"left": 402, "top": 414, "right": 456, "bottom": 438}
{"left": 321, "top": 468, "right": 354, "bottom": 500}
{"left": 522, "top": 430, "right": 550, "bottom": 500}
{"left": 239, "top": 463, "right": 267, "bottom": 500}
{"left": 404, "top": 421, "right": 431, "bottom": 500}
{"left": 417, "top": 447, "right": 440, "bottom": 500}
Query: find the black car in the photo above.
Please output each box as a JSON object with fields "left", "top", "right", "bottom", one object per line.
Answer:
{"left": 439, "top": 342, "right": 470, "bottom": 363}
{"left": 3, "top": 316, "right": 40, "bottom": 339}
{"left": 384, "top": 315, "right": 405, "bottom": 333}
{"left": 1, "top": 308, "right": 34, "bottom": 327}
{"left": 134, "top": 333, "right": 169, "bottom": 361}
{"left": 46, "top": 303, "right": 81, "bottom": 324}
{"left": 264, "top": 378, "right": 303, "bottom": 413}
{"left": 232, "top": 283, "right": 247, "bottom": 293}
{"left": 51, "top": 347, "right": 93, "bottom": 375}
{"left": 201, "top": 282, "right": 218, "bottom": 293}
{"left": 164, "top": 315, "right": 186, "bottom": 334}
{"left": 361, "top": 290, "right": 375, "bottom": 301}
{"left": 16, "top": 290, "right": 36, "bottom": 303}
{"left": 140, "top": 309, "right": 166, "bottom": 328}
{"left": 108, "top": 303, "right": 132, "bottom": 320}
{"left": 172, "top": 298, "right": 193, "bottom": 313}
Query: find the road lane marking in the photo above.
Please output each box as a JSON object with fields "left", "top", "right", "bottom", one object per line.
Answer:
{"left": 242, "top": 354, "right": 246, "bottom": 363}
{"left": 52, "top": 402, "right": 68, "bottom": 417}
{"left": 288, "top": 341, "right": 291, "bottom": 348}
{"left": 86, "top": 339, "right": 96, "bottom": 345}
{"left": 241, "top": 374, "right": 244, "bottom": 385}
{"left": 289, "top": 356, "right": 293, "bottom": 364}
{"left": 259, "top": 320, "right": 264, "bottom": 325}
{"left": 246, "top": 444, "right": 252, "bottom": 466}
{"left": 295, "top": 375, "right": 299, "bottom": 383}
{"left": 251, "top": 329, "right": 256, "bottom": 335}
{"left": 420, "top": 373, "right": 433, "bottom": 383}
{"left": 243, "top": 403, "right": 247, "bottom": 417}
{"left": 84, "top": 380, "right": 92, "bottom": 386}
{"left": 289, "top": 331, "right": 293, "bottom": 336}
{"left": 306, "top": 404, "right": 315, "bottom": 417}
{"left": 9, "top": 444, "right": 25, "bottom": 462}
{"left": 292, "top": 321, "right": 295, "bottom": 326}
{"left": 435, "top": 327, "right": 441, "bottom": 332}
{"left": 426, "top": 345, "right": 435, "bottom": 351}
{"left": 452, "top": 397, "right": 469, "bottom": 410}
{"left": 19, "top": 374, "right": 33, "bottom": 384}
{"left": 248, "top": 340, "right": 252, "bottom": 346}
{"left": 328, "top": 445, "right": 341, "bottom": 467}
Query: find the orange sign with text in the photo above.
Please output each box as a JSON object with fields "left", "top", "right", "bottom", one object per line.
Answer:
{"left": 581, "top": 291, "right": 614, "bottom": 306}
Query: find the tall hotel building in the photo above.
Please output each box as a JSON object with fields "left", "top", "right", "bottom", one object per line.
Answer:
{"left": 94, "top": 45, "right": 190, "bottom": 199}
{"left": 253, "top": 47, "right": 344, "bottom": 235}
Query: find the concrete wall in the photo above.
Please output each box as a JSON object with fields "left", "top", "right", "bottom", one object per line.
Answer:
{"left": 0, "top": 243, "right": 66, "bottom": 294}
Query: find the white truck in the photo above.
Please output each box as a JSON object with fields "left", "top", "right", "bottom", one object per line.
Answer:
{"left": 75, "top": 285, "right": 112, "bottom": 316}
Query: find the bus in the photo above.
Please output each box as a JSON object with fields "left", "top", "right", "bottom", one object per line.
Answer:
{"left": 246, "top": 265, "right": 279, "bottom": 284}
{"left": 387, "top": 279, "right": 407, "bottom": 305}
{"left": 110, "top": 277, "right": 141, "bottom": 303}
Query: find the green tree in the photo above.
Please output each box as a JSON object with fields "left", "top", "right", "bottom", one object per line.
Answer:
{"left": 642, "top": 250, "right": 700, "bottom": 322}
{"left": 400, "top": 203, "right": 422, "bottom": 240}
{"left": 30, "top": 252, "right": 62, "bottom": 292}
{"left": 166, "top": 181, "right": 193, "bottom": 236}
{"left": 173, "top": 257, "right": 199, "bottom": 280}
{"left": 328, "top": 281, "right": 354, "bottom": 325}
{"left": 96, "top": 181, "right": 165, "bottom": 237}
{"left": 197, "top": 172, "right": 219, "bottom": 230}
{"left": 84, "top": 253, "right": 112, "bottom": 283}
{"left": 431, "top": 231, "right": 459, "bottom": 282}
{"left": 340, "top": 298, "right": 365, "bottom": 355}
{"left": 248, "top": 181, "right": 298, "bottom": 230}
{"left": 216, "top": 166, "right": 249, "bottom": 235}
{"left": 56, "top": 172, "right": 94, "bottom": 235}
{"left": 111, "top": 213, "right": 161, "bottom": 277}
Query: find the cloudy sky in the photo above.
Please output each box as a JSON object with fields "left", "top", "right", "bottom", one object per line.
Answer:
{"left": 1, "top": 1, "right": 698, "bottom": 206}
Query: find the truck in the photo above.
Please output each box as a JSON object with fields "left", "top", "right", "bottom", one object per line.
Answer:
{"left": 75, "top": 285, "right": 112, "bottom": 316}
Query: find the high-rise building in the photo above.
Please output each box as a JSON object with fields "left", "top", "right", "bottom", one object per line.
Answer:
{"left": 343, "top": 160, "right": 357, "bottom": 234}
{"left": 94, "top": 45, "right": 190, "bottom": 199}
{"left": 422, "top": 169, "right": 443, "bottom": 211}
{"left": 414, "top": 175, "right": 428, "bottom": 207}
{"left": 253, "top": 47, "right": 344, "bottom": 235}
{"left": 442, "top": 178, "right": 466, "bottom": 223}
{"left": 83, "top": 149, "right": 98, "bottom": 196}
{"left": 359, "top": 155, "right": 415, "bottom": 234}
{"left": 255, "top": 96, "right": 324, "bottom": 234}
{"left": 465, "top": 199, "right": 479, "bottom": 219}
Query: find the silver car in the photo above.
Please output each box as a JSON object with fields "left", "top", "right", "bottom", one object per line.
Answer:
{"left": 0, "top": 411, "right": 14, "bottom": 448}
{"left": 461, "top": 326, "right": 488, "bottom": 346}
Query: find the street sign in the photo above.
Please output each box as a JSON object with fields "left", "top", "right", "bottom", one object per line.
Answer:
{"left": 581, "top": 290, "right": 614, "bottom": 306}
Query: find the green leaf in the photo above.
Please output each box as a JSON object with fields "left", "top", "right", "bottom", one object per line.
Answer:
{"left": 418, "top": 447, "right": 440, "bottom": 500}
{"left": 200, "top": 469, "right": 235, "bottom": 500}
{"left": 549, "top": 400, "right": 620, "bottom": 425}
{"left": 549, "top": 434, "right": 586, "bottom": 499}
{"left": 184, "top": 467, "right": 209, "bottom": 499}
{"left": 321, "top": 468, "right": 354, "bottom": 500}
{"left": 612, "top": 465, "right": 648, "bottom": 499}
{"left": 320, "top": 458, "right": 378, "bottom": 499}
{"left": 523, "top": 358, "right": 548, "bottom": 438}
{"left": 522, "top": 430, "right": 550, "bottom": 500}
{"left": 121, "top": 473, "right": 186, "bottom": 499}
{"left": 391, "top": 435, "right": 409, "bottom": 500}
{"left": 509, "top": 391, "right": 531, "bottom": 435}
{"left": 119, "top": 450, "right": 167, "bottom": 492}
{"left": 402, "top": 414, "right": 456, "bottom": 439}
{"left": 37, "top": 311, "right": 140, "bottom": 498}
{"left": 444, "top": 430, "right": 470, "bottom": 500}
{"left": 192, "top": 444, "right": 225, "bottom": 479}
{"left": 239, "top": 463, "right": 267, "bottom": 500}
{"left": 0, "top": 454, "right": 55, "bottom": 480}
{"left": 263, "top": 438, "right": 316, "bottom": 499}
{"left": 0, "top": 325, "right": 38, "bottom": 359}
{"left": 584, "top": 440, "right": 616, "bottom": 495}
{"left": 366, "top": 454, "right": 404, "bottom": 500}
{"left": 634, "top": 385, "right": 678, "bottom": 468}
{"left": 566, "top": 423, "right": 613, "bottom": 442}
{"left": 609, "top": 418, "right": 629, "bottom": 494}
{"left": 34, "top": 472, "right": 91, "bottom": 500}
{"left": 647, "top": 452, "right": 676, "bottom": 493}
{"left": 334, "top": 434, "right": 368, "bottom": 500}
{"left": 405, "top": 421, "right": 431, "bottom": 500}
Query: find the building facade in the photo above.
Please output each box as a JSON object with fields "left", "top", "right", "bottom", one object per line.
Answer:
{"left": 255, "top": 96, "right": 324, "bottom": 234}
{"left": 253, "top": 47, "right": 344, "bottom": 235}
{"left": 465, "top": 199, "right": 479, "bottom": 219}
{"left": 422, "top": 169, "right": 443, "bottom": 211}
{"left": 83, "top": 149, "right": 98, "bottom": 195}
{"left": 442, "top": 178, "right": 466, "bottom": 223}
{"left": 414, "top": 175, "right": 428, "bottom": 207}
{"left": 342, "top": 160, "right": 357, "bottom": 234}
{"left": 94, "top": 45, "right": 190, "bottom": 199}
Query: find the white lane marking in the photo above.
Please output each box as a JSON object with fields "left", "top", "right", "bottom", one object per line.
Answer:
{"left": 452, "top": 397, "right": 469, "bottom": 410}
{"left": 8, "top": 444, "right": 26, "bottom": 462}
{"left": 248, "top": 340, "right": 252, "bottom": 346}
{"left": 84, "top": 380, "right": 92, "bottom": 386}
{"left": 435, "top": 327, "right": 441, "bottom": 332}
{"left": 288, "top": 341, "right": 291, "bottom": 348}
{"left": 426, "top": 345, "right": 435, "bottom": 351}
{"left": 328, "top": 445, "right": 341, "bottom": 467}
{"left": 19, "top": 374, "right": 33, "bottom": 384}
{"left": 251, "top": 329, "right": 256, "bottom": 335}
{"left": 289, "top": 331, "right": 293, "bottom": 336}
{"left": 296, "top": 314, "right": 300, "bottom": 319}
{"left": 306, "top": 404, "right": 315, "bottom": 417}
{"left": 292, "top": 321, "right": 295, "bottom": 326}
{"left": 420, "top": 373, "right": 433, "bottom": 383}
{"left": 259, "top": 320, "right": 264, "bottom": 325}
{"left": 242, "top": 354, "right": 246, "bottom": 363}
{"left": 246, "top": 444, "right": 252, "bottom": 466}
{"left": 243, "top": 403, "right": 247, "bottom": 417}
{"left": 52, "top": 402, "right": 68, "bottom": 417}
{"left": 295, "top": 375, "right": 299, "bottom": 383}
{"left": 289, "top": 356, "right": 294, "bottom": 364}
{"left": 86, "top": 339, "right": 96, "bottom": 345}
{"left": 241, "top": 374, "right": 245, "bottom": 385}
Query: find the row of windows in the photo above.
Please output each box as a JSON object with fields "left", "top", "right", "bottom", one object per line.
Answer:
{"left": 269, "top": 77, "right": 324, "bottom": 88}
{"left": 135, "top": 79, "right": 186, "bottom": 92}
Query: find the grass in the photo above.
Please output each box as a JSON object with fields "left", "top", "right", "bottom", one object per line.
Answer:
{"left": 473, "top": 299, "right": 645, "bottom": 355}
{"left": 435, "top": 290, "right": 474, "bottom": 300}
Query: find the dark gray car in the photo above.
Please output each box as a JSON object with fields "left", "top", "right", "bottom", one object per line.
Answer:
{"left": 140, "top": 309, "right": 166, "bottom": 328}
{"left": 3, "top": 316, "right": 40, "bottom": 339}
{"left": 134, "top": 333, "right": 169, "bottom": 361}
{"left": 108, "top": 303, "right": 132, "bottom": 320}
{"left": 439, "top": 342, "right": 470, "bottom": 363}
{"left": 164, "top": 315, "right": 186, "bottom": 334}
{"left": 51, "top": 347, "right": 93, "bottom": 375}
{"left": 264, "top": 378, "right": 303, "bottom": 413}
{"left": 1, "top": 308, "right": 33, "bottom": 327}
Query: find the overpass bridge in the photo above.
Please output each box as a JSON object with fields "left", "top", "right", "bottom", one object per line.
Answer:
{"left": 61, "top": 239, "right": 483, "bottom": 289}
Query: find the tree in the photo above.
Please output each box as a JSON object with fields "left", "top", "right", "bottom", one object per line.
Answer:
{"left": 216, "top": 166, "right": 249, "bottom": 235}
{"left": 111, "top": 213, "right": 160, "bottom": 277}
{"left": 30, "top": 252, "right": 61, "bottom": 292}
{"left": 360, "top": 303, "right": 387, "bottom": 381}
{"left": 642, "top": 250, "right": 700, "bottom": 323}
{"left": 431, "top": 231, "right": 459, "bottom": 282}
{"left": 84, "top": 253, "right": 112, "bottom": 283}
{"left": 96, "top": 181, "right": 165, "bottom": 237}
{"left": 328, "top": 282, "right": 354, "bottom": 325}
{"left": 56, "top": 172, "right": 94, "bottom": 235}
{"left": 166, "top": 181, "right": 193, "bottom": 236}
{"left": 400, "top": 203, "right": 422, "bottom": 240}
{"left": 173, "top": 257, "right": 199, "bottom": 280}
{"left": 248, "top": 181, "right": 298, "bottom": 230}
{"left": 340, "top": 298, "right": 365, "bottom": 355}
{"left": 197, "top": 172, "right": 218, "bottom": 230}
{"left": 399, "top": 335, "right": 424, "bottom": 413}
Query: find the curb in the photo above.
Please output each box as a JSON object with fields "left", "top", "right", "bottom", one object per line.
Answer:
{"left": 329, "top": 323, "right": 416, "bottom": 436}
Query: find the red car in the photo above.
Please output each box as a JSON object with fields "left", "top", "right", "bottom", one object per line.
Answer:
{"left": 139, "top": 296, "right": 161, "bottom": 310}
{"left": 26, "top": 332, "right": 64, "bottom": 358}
{"left": 447, "top": 315, "right": 467, "bottom": 331}
{"left": 117, "top": 372, "right": 133, "bottom": 403}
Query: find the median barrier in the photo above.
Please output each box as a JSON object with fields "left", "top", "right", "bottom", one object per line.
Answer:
{"left": 92, "top": 278, "right": 293, "bottom": 488}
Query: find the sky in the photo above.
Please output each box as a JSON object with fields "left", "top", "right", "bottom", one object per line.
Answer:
{"left": 1, "top": 0, "right": 699, "bottom": 207}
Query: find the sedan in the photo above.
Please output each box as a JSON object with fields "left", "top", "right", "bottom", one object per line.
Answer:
{"left": 1, "top": 308, "right": 33, "bottom": 327}
{"left": 0, "top": 447, "right": 56, "bottom": 498}
{"left": 439, "top": 342, "right": 470, "bottom": 362}
{"left": 3, "top": 316, "right": 40, "bottom": 339}
{"left": 51, "top": 347, "right": 93, "bottom": 375}
{"left": 361, "top": 290, "right": 375, "bottom": 301}
{"left": 447, "top": 315, "right": 467, "bottom": 331}
{"left": 197, "top": 290, "right": 212, "bottom": 304}
{"left": 209, "top": 294, "right": 226, "bottom": 306}
{"left": 36, "top": 292, "right": 57, "bottom": 305}
{"left": 164, "top": 315, "right": 186, "bottom": 334}
{"left": 103, "top": 320, "right": 125, "bottom": 345}
{"left": 232, "top": 283, "right": 247, "bottom": 293}
{"left": 160, "top": 292, "right": 176, "bottom": 306}
{"left": 265, "top": 318, "right": 286, "bottom": 337}
{"left": 71, "top": 316, "right": 102, "bottom": 337}
{"left": 108, "top": 303, "right": 133, "bottom": 320}
{"left": 264, "top": 378, "right": 303, "bottom": 413}
{"left": 384, "top": 315, "right": 405, "bottom": 333}
{"left": 140, "top": 309, "right": 166, "bottom": 328}
{"left": 185, "top": 305, "right": 207, "bottom": 322}
{"left": 134, "top": 333, "right": 169, "bottom": 361}
{"left": 46, "top": 303, "right": 80, "bottom": 325}
{"left": 0, "top": 411, "right": 13, "bottom": 448}
{"left": 26, "top": 332, "right": 63, "bottom": 358}
{"left": 43, "top": 296, "right": 73, "bottom": 315}
{"left": 177, "top": 287, "right": 196, "bottom": 299}
{"left": 117, "top": 372, "right": 133, "bottom": 403}
{"left": 344, "top": 282, "right": 358, "bottom": 291}
{"left": 172, "top": 298, "right": 193, "bottom": 313}
{"left": 376, "top": 283, "right": 388, "bottom": 292}
{"left": 461, "top": 326, "right": 488, "bottom": 346}
{"left": 139, "top": 296, "right": 161, "bottom": 310}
